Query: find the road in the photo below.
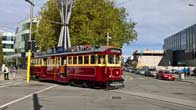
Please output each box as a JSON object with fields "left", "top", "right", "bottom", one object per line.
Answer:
{"left": 0, "top": 71, "right": 195, "bottom": 110}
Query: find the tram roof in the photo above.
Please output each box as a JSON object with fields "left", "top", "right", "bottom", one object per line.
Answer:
{"left": 34, "top": 46, "right": 121, "bottom": 58}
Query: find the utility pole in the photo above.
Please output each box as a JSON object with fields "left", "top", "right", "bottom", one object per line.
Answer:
{"left": 25, "top": 0, "right": 34, "bottom": 83}
{"left": 107, "top": 32, "right": 112, "bottom": 46}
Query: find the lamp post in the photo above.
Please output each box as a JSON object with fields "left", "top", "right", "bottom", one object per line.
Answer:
{"left": 25, "top": 0, "right": 34, "bottom": 83}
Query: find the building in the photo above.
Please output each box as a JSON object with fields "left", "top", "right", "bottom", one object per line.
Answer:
{"left": 163, "top": 24, "right": 196, "bottom": 66}
{"left": 0, "top": 32, "right": 15, "bottom": 56}
{"left": 15, "top": 17, "right": 39, "bottom": 53}
{"left": 4, "top": 17, "right": 39, "bottom": 68}
{"left": 130, "top": 49, "right": 164, "bottom": 68}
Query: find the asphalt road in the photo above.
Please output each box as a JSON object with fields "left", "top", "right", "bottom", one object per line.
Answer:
{"left": 0, "top": 71, "right": 195, "bottom": 110}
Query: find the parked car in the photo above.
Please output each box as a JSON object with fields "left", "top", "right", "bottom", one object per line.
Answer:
{"left": 171, "top": 69, "right": 180, "bottom": 74}
{"left": 145, "top": 68, "right": 157, "bottom": 77}
{"left": 136, "top": 68, "right": 146, "bottom": 75}
{"left": 156, "top": 70, "right": 175, "bottom": 81}
{"left": 126, "top": 67, "right": 133, "bottom": 72}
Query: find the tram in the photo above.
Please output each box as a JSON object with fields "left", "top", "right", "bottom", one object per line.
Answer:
{"left": 30, "top": 46, "right": 124, "bottom": 88}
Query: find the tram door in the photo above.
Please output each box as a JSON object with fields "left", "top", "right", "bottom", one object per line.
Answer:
{"left": 59, "top": 57, "right": 67, "bottom": 78}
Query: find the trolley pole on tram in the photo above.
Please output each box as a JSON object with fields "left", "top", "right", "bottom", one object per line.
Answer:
{"left": 25, "top": 0, "right": 34, "bottom": 83}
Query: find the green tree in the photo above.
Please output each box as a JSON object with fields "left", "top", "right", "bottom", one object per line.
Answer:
{"left": 0, "top": 37, "right": 3, "bottom": 65}
{"left": 36, "top": 0, "right": 137, "bottom": 49}
{"left": 35, "top": 0, "right": 61, "bottom": 51}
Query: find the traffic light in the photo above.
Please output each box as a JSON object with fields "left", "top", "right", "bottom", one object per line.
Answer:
{"left": 32, "top": 40, "right": 36, "bottom": 52}
{"left": 25, "top": 41, "right": 31, "bottom": 51}
{"left": 25, "top": 41, "right": 36, "bottom": 52}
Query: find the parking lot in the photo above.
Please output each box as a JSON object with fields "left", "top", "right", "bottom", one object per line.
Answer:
{"left": 0, "top": 71, "right": 195, "bottom": 110}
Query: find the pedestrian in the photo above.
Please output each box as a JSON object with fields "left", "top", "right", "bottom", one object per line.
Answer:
{"left": 187, "top": 67, "right": 190, "bottom": 76}
{"left": 11, "top": 66, "right": 17, "bottom": 80}
{"left": 3, "top": 64, "right": 9, "bottom": 80}
{"left": 194, "top": 68, "right": 196, "bottom": 76}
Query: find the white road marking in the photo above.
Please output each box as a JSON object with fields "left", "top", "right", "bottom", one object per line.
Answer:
{"left": 113, "top": 89, "right": 196, "bottom": 108}
{"left": 0, "top": 82, "right": 22, "bottom": 88}
{"left": 0, "top": 85, "right": 57, "bottom": 109}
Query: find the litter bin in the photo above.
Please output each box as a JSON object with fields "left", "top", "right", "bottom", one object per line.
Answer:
{"left": 179, "top": 73, "right": 185, "bottom": 80}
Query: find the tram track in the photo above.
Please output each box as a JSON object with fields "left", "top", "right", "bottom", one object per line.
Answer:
{"left": 112, "top": 89, "right": 196, "bottom": 109}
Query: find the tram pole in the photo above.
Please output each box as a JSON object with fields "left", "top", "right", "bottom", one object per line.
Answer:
{"left": 25, "top": 0, "right": 34, "bottom": 83}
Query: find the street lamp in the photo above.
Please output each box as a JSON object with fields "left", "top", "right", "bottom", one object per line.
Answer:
{"left": 25, "top": 0, "right": 34, "bottom": 83}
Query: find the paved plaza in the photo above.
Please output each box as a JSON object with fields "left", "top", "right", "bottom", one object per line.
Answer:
{"left": 0, "top": 71, "right": 195, "bottom": 110}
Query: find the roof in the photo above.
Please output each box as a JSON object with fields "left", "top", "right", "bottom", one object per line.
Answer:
{"left": 133, "top": 50, "right": 164, "bottom": 55}
{"left": 34, "top": 46, "right": 121, "bottom": 58}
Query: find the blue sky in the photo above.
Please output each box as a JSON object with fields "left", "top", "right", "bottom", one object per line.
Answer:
{"left": 0, "top": 0, "right": 196, "bottom": 56}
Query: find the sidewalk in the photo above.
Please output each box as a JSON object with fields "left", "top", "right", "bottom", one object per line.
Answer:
{"left": 175, "top": 75, "right": 196, "bottom": 84}
{"left": 0, "top": 69, "right": 26, "bottom": 81}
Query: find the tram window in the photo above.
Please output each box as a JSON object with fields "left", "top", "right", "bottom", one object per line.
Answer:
{"left": 91, "top": 55, "right": 96, "bottom": 64}
{"left": 116, "top": 55, "right": 120, "bottom": 64}
{"left": 108, "top": 55, "right": 115, "bottom": 64}
{"left": 98, "top": 55, "right": 105, "bottom": 64}
{"left": 84, "top": 56, "right": 89, "bottom": 64}
{"left": 73, "top": 56, "right": 77, "bottom": 64}
{"left": 61, "top": 58, "right": 67, "bottom": 65}
{"left": 78, "top": 56, "right": 83, "bottom": 64}
{"left": 43, "top": 58, "right": 47, "bottom": 65}
{"left": 39, "top": 59, "right": 42, "bottom": 65}
{"left": 68, "top": 57, "right": 72, "bottom": 64}
{"left": 56, "top": 58, "right": 61, "bottom": 66}
{"left": 31, "top": 59, "right": 35, "bottom": 65}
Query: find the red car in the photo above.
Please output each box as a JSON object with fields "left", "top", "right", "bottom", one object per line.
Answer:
{"left": 156, "top": 70, "right": 175, "bottom": 81}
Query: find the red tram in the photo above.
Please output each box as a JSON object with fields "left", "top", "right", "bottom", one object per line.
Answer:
{"left": 30, "top": 46, "right": 124, "bottom": 88}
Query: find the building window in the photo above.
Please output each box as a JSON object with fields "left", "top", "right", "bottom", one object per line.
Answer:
{"left": 3, "top": 44, "right": 13, "bottom": 49}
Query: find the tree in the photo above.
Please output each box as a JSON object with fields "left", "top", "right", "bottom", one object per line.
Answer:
{"left": 0, "top": 37, "right": 3, "bottom": 65}
{"left": 36, "top": 0, "right": 137, "bottom": 49}
{"left": 70, "top": 0, "right": 137, "bottom": 47}
{"left": 35, "top": 0, "right": 61, "bottom": 51}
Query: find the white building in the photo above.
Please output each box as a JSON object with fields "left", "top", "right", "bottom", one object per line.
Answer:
{"left": 0, "top": 32, "right": 15, "bottom": 57}
{"left": 15, "top": 17, "right": 39, "bottom": 53}
{"left": 132, "top": 49, "right": 164, "bottom": 68}
{"left": 4, "top": 17, "right": 39, "bottom": 68}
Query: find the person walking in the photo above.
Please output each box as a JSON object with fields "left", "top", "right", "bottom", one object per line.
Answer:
{"left": 4, "top": 64, "right": 9, "bottom": 80}
{"left": 11, "top": 66, "right": 17, "bottom": 80}
{"left": 1, "top": 64, "right": 5, "bottom": 80}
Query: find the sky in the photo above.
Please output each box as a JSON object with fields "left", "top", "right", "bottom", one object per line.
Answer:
{"left": 0, "top": 0, "right": 196, "bottom": 56}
